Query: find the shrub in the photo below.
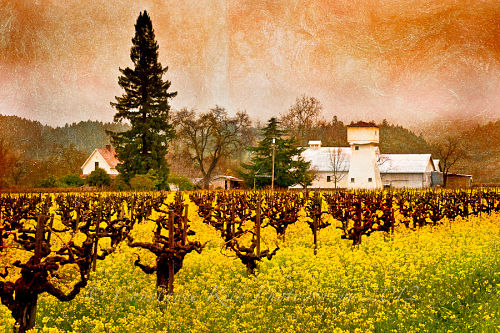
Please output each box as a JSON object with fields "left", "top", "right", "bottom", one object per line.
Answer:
{"left": 129, "top": 174, "right": 156, "bottom": 191}
{"left": 60, "top": 174, "right": 84, "bottom": 187}
{"left": 36, "top": 176, "right": 59, "bottom": 188}
{"left": 86, "top": 168, "right": 111, "bottom": 187}
{"left": 112, "top": 175, "right": 130, "bottom": 191}
{"left": 168, "top": 173, "right": 194, "bottom": 191}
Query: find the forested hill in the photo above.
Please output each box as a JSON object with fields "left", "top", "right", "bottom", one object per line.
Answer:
{"left": 458, "top": 120, "right": 500, "bottom": 183}
{"left": 296, "top": 118, "right": 432, "bottom": 154}
{"left": 1, "top": 115, "right": 434, "bottom": 159}
{"left": 0, "top": 115, "right": 128, "bottom": 159}
{"left": 1, "top": 114, "right": 496, "bottom": 185}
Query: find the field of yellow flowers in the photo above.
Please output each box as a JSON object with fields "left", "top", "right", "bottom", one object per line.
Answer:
{"left": 1, "top": 195, "right": 499, "bottom": 332}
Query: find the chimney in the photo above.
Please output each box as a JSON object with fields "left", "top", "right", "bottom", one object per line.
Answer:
{"left": 106, "top": 145, "right": 111, "bottom": 152}
{"left": 308, "top": 140, "right": 321, "bottom": 150}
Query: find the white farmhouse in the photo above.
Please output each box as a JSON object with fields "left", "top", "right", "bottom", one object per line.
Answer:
{"left": 81, "top": 145, "right": 119, "bottom": 176}
{"left": 292, "top": 122, "right": 438, "bottom": 189}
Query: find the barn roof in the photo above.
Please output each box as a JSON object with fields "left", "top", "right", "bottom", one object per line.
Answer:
{"left": 302, "top": 147, "right": 351, "bottom": 172}
{"left": 300, "top": 147, "right": 434, "bottom": 174}
{"left": 379, "top": 154, "right": 434, "bottom": 174}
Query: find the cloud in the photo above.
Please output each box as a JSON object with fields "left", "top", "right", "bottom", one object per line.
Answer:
{"left": 0, "top": 0, "right": 498, "bottom": 126}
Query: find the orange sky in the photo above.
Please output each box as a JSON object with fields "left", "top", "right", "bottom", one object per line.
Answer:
{"left": 0, "top": 0, "right": 499, "bottom": 126}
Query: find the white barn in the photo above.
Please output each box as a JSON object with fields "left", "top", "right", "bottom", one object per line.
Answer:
{"left": 81, "top": 145, "right": 119, "bottom": 176}
{"left": 292, "top": 123, "right": 438, "bottom": 189}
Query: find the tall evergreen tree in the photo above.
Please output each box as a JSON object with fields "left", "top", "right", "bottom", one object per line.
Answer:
{"left": 108, "top": 11, "right": 176, "bottom": 188}
{"left": 240, "top": 118, "right": 314, "bottom": 188}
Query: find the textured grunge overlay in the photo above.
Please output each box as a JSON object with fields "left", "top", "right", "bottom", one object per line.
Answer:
{"left": 0, "top": 0, "right": 499, "bottom": 125}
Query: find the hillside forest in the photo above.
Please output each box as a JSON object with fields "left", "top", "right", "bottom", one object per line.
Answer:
{"left": 0, "top": 112, "right": 498, "bottom": 188}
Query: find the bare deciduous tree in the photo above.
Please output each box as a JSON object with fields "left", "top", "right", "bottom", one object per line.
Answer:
{"left": 431, "top": 135, "right": 466, "bottom": 187}
{"left": 280, "top": 95, "right": 323, "bottom": 143}
{"left": 328, "top": 148, "right": 347, "bottom": 188}
{"left": 174, "top": 106, "right": 251, "bottom": 189}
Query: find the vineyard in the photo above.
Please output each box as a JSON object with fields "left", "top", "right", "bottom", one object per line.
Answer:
{"left": 0, "top": 189, "right": 499, "bottom": 332}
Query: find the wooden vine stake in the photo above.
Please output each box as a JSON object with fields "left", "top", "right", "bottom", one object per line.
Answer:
{"left": 256, "top": 194, "right": 261, "bottom": 257}
{"left": 182, "top": 204, "right": 188, "bottom": 246}
{"left": 92, "top": 197, "right": 102, "bottom": 272}
{"left": 230, "top": 204, "right": 236, "bottom": 239}
{"left": 313, "top": 192, "right": 320, "bottom": 255}
{"left": 168, "top": 209, "right": 175, "bottom": 294}
{"left": 26, "top": 214, "right": 47, "bottom": 330}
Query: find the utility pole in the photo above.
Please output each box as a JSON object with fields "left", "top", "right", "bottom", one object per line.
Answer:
{"left": 271, "top": 138, "right": 275, "bottom": 190}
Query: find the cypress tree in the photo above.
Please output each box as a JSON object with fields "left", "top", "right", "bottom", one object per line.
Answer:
{"left": 108, "top": 10, "right": 176, "bottom": 188}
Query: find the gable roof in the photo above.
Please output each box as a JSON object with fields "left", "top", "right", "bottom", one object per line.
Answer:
{"left": 300, "top": 147, "right": 434, "bottom": 174}
{"left": 379, "top": 154, "right": 434, "bottom": 173}
{"left": 212, "top": 175, "right": 244, "bottom": 182}
{"left": 81, "top": 148, "right": 119, "bottom": 170}
{"left": 302, "top": 147, "right": 351, "bottom": 172}
{"left": 96, "top": 148, "right": 119, "bottom": 169}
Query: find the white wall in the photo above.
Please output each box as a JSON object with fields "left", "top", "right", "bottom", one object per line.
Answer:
{"left": 381, "top": 173, "right": 427, "bottom": 188}
{"left": 293, "top": 171, "right": 433, "bottom": 189}
{"left": 307, "top": 171, "right": 349, "bottom": 188}
{"left": 81, "top": 150, "right": 119, "bottom": 175}
{"left": 347, "top": 126, "right": 379, "bottom": 144}
{"left": 347, "top": 143, "right": 382, "bottom": 189}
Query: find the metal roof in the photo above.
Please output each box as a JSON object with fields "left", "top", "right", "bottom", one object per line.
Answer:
{"left": 302, "top": 147, "right": 351, "bottom": 172}
{"left": 212, "top": 175, "right": 244, "bottom": 182}
{"left": 379, "top": 154, "right": 434, "bottom": 174}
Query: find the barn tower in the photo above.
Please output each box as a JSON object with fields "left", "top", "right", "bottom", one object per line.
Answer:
{"left": 347, "top": 122, "right": 382, "bottom": 189}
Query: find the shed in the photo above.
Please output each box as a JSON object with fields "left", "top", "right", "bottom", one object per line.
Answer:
{"left": 446, "top": 173, "right": 472, "bottom": 188}
{"left": 211, "top": 175, "right": 243, "bottom": 190}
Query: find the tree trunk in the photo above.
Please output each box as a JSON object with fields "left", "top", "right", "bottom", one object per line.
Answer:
{"left": 15, "top": 299, "right": 38, "bottom": 333}
{"left": 156, "top": 269, "right": 169, "bottom": 301}
{"left": 202, "top": 175, "right": 211, "bottom": 189}
{"left": 246, "top": 262, "right": 255, "bottom": 276}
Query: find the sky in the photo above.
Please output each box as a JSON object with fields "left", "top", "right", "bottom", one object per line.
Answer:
{"left": 0, "top": 0, "right": 499, "bottom": 127}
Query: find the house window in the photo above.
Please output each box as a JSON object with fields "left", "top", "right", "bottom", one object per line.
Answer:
{"left": 355, "top": 146, "right": 359, "bottom": 150}
{"left": 368, "top": 178, "right": 372, "bottom": 182}
{"left": 351, "top": 178, "right": 355, "bottom": 183}
{"left": 327, "top": 176, "right": 331, "bottom": 182}
{"left": 95, "top": 161, "right": 99, "bottom": 170}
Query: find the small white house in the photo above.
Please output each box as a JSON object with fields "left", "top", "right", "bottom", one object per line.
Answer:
{"left": 81, "top": 145, "right": 119, "bottom": 176}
